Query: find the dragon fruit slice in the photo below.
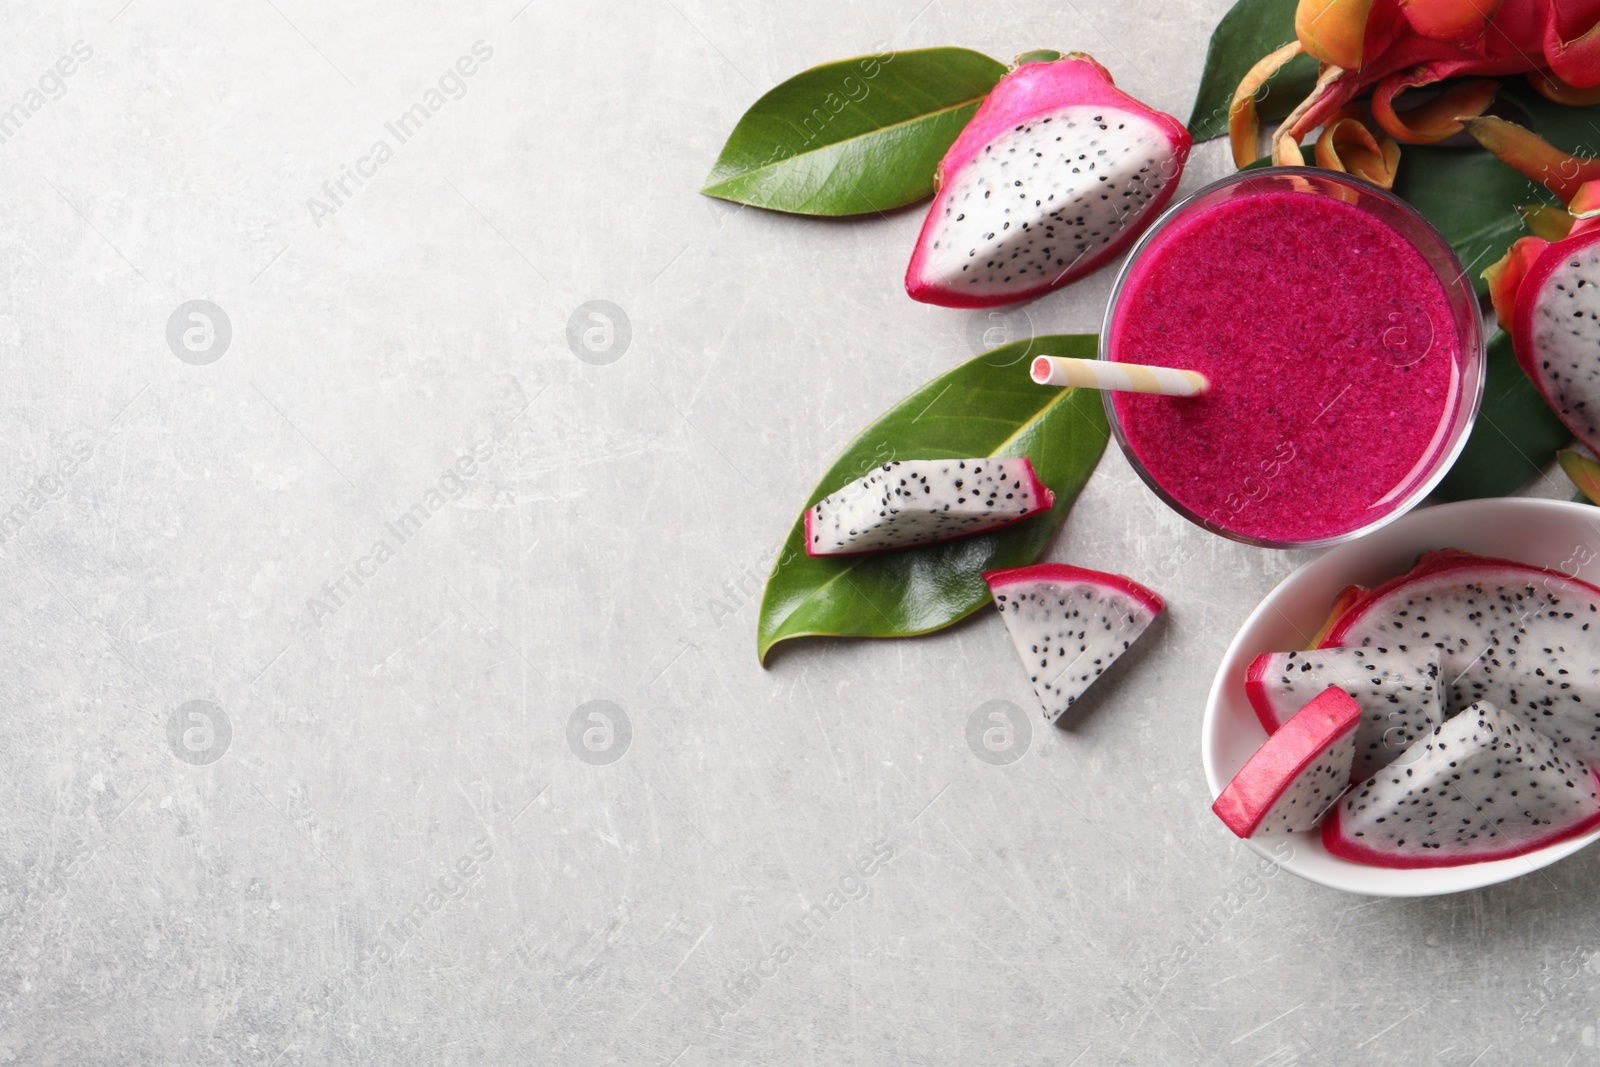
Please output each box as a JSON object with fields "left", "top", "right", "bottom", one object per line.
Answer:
{"left": 1323, "top": 700, "right": 1600, "bottom": 868}
{"left": 984, "top": 563, "right": 1163, "bottom": 722}
{"left": 1246, "top": 646, "right": 1442, "bottom": 783}
{"left": 1213, "top": 686, "right": 1361, "bottom": 839}
{"left": 1325, "top": 550, "right": 1600, "bottom": 765}
{"left": 905, "top": 53, "right": 1190, "bottom": 309}
{"left": 1513, "top": 223, "right": 1600, "bottom": 453}
{"left": 804, "top": 458, "right": 1051, "bottom": 557}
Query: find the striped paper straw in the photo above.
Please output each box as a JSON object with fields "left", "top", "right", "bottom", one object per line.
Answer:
{"left": 1030, "top": 356, "right": 1210, "bottom": 398}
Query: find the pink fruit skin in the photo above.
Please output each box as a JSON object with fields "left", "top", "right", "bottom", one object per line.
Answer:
{"left": 904, "top": 55, "right": 1191, "bottom": 309}
{"left": 1513, "top": 226, "right": 1600, "bottom": 453}
{"left": 1212, "top": 686, "right": 1361, "bottom": 839}
{"left": 802, "top": 459, "right": 1053, "bottom": 559}
{"left": 1319, "top": 548, "right": 1600, "bottom": 648}
{"left": 1243, "top": 652, "right": 1287, "bottom": 734}
{"left": 1321, "top": 764, "right": 1600, "bottom": 869}
{"left": 980, "top": 562, "right": 1164, "bottom": 617}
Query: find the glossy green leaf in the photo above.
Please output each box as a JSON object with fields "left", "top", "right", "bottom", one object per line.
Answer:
{"left": 1392, "top": 145, "right": 1549, "bottom": 298}
{"left": 702, "top": 48, "right": 1007, "bottom": 216}
{"left": 1433, "top": 330, "right": 1569, "bottom": 501}
{"left": 758, "top": 336, "right": 1110, "bottom": 664}
{"left": 1188, "top": 0, "right": 1317, "bottom": 142}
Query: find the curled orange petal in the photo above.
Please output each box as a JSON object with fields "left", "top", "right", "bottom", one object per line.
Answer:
{"left": 1545, "top": 14, "right": 1600, "bottom": 91}
{"left": 1229, "top": 41, "right": 1305, "bottom": 169}
{"left": 1400, "top": 0, "right": 1500, "bottom": 42}
{"left": 1296, "top": 0, "right": 1377, "bottom": 69}
{"left": 1482, "top": 236, "right": 1550, "bottom": 336}
{"left": 1315, "top": 108, "right": 1400, "bottom": 187}
{"left": 1572, "top": 180, "right": 1600, "bottom": 219}
{"left": 1272, "top": 63, "right": 1359, "bottom": 165}
{"left": 1461, "top": 116, "right": 1600, "bottom": 204}
{"left": 1528, "top": 71, "right": 1600, "bottom": 106}
{"left": 1371, "top": 73, "right": 1496, "bottom": 143}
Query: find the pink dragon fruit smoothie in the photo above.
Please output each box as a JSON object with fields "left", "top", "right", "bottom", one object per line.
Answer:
{"left": 1104, "top": 170, "right": 1483, "bottom": 546}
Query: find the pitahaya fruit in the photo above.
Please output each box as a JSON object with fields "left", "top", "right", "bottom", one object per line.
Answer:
{"left": 1511, "top": 223, "right": 1600, "bottom": 454}
{"left": 804, "top": 458, "right": 1052, "bottom": 557}
{"left": 1246, "top": 647, "right": 1442, "bottom": 783}
{"left": 1324, "top": 550, "right": 1600, "bottom": 765}
{"left": 1213, "top": 686, "right": 1362, "bottom": 839}
{"left": 1323, "top": 700, "right": 1600, "bottom": 868}
{"left": 984, "top": 563, "right": 1163, "bottom": 722}
{"left": 905, "top": 53, "right": 1190, "bottom": 309}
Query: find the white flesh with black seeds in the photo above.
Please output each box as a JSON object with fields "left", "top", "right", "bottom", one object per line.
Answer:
{"left": 806, "top": 459, "right": 1045, "bottom": 555}
{"left": 992, "top": 577, "right": 1158, "bottom": 722}
{"left": 1527, "top": 247, "right": 1600, "bottom": 445}
{"left": 918, "top": 105, "right": 1178, "bottom": 299}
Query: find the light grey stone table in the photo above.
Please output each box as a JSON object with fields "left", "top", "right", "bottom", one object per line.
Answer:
{"left": 0, "top": 1, "right": 1590, "bottom": 1063}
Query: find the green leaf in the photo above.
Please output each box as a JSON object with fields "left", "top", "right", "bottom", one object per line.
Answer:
{"left": 1502, "top": 79, "right": 1600, "bottom": 155}
{"left": 1387, "top": 81, "right": 1600, "bottom": 297}
{"left": 1392, "top": 145, "right": 1550, "bottom": 297}
{"left": 1433, "top": 330, "right": 1569, "bottom": 501}
{"left": 758, "top": 336, "right": 1110, "bottom": 664}
{"left": 1187, "top": 0, "right": 1318, "bottom": 143}
{"left": 701, "top": 48, "right": 1007, "bottom": 216}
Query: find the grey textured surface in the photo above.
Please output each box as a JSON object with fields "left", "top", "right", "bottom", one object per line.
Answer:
{"left": 2, "top": 1, "right": 1594, "bottom": 1064}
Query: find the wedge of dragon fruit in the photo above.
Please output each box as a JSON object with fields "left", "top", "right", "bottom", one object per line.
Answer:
{"left": 905, "top": 53, "right": 1190, "bottom": 308}
{"left": 1323, "top": 550, "right": 1600, "bottom": 764}
{"left": 1213, "top": 686, "right": 1362, "bottom": 839}
{"left": 1323, "top": 700, "right": 1600, "bottom": 868}
{"left": 804, "top": 458, "right": 1051, "bottom": 557}
{"left": 984, "top": 563, "right": 1162, "bottom": 722}
{"left": 1246, "top": 646, "right": 1442, "bottom": 783}
{"left": 1512, "top": 211, "right": 1600, "bottom": 455}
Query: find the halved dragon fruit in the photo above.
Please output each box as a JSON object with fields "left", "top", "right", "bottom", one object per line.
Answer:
{"left": 905, "top": 53, "right": 1191, "bottom": 308}
{"left": 1213, "top": 686, "right": 1361, "bottom": 839}
{"left": 1513, "top": 224, "right": 1600, "bottom": 453}
{"left": 1246, "top": 646, "right": 1441, "bottom": 783}
{"left": 1323, "top": 700, "right": 1600, "bottom": 868}
{"left": 1324, "top": 550, "right": 1600, "bottom": 764}
{"left": 805, "top": 458, "right": 1051, "bottom": 557}
{"left": 984, "top": 563, "right": 1162, "bottom": 722}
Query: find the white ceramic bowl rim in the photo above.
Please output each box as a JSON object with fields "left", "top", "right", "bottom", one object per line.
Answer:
{"left": 1202, "top": 497, "right": 1600, "bottom": 897}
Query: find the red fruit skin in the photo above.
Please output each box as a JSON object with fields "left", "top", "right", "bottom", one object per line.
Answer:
{"left": 1512, "top": 226, "right": 1600, "bottom": 454}
{"left": 802, "top": 459, "right": 1053, "bottom": 559}
{"left": 1321, "top": 764, "right": 1600, "bottom": 868}
{"left": 1244, "top": 652, "right": 1287, "bottom": 735}
{"left": 981, "top": 562, "right": 1164, "bottom": 618}
{"left": 1212, "top": 685, "right": 1361, "bottom": 840}
{"left": 904, "top": 54, "right": 1191, "bottom": 309}
{"left": 1320, "top": 548, "right": 1600, "bottom": 649}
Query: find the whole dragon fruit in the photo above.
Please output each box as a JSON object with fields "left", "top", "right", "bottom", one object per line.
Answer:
{"left": 905, "top": 53, "right": 1190, "bottom": 308}
{"left": 1323, "top": 550, "right": 1600, "bottom": 765}
{"left": 805, "top": 458, "right": 1052, "bottom": 556}
{"left": 1213, "top": 685, "right": 1362, "bottom": 839}
{"left": 1323, "top": 700, "right": 1600, "bottom": 868}
{"left": 1246, "top": 646, "right": 1441, "bottom": 782}
{"left": 1229, "top": 0, "right": 1600, "bottom": 179}
{"left": 984, "top": 563, "right": 1163, "bottom": 722}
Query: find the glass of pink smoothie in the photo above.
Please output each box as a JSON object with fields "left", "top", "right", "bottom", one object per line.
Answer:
{"left": 1102, "top": 168, "right": 1485, "bottom": 549}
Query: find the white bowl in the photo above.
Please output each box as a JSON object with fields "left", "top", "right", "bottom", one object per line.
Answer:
{"left": 1202, "top": 497, "right": 1600, "bottom": 897}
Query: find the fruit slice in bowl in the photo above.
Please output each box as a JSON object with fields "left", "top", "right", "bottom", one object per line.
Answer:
{"left": 1203, "top": 498, "right": 1600, "bottom": 897}
{"left": 1212, "top": 686, "right": 1360, "bottom": 839}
